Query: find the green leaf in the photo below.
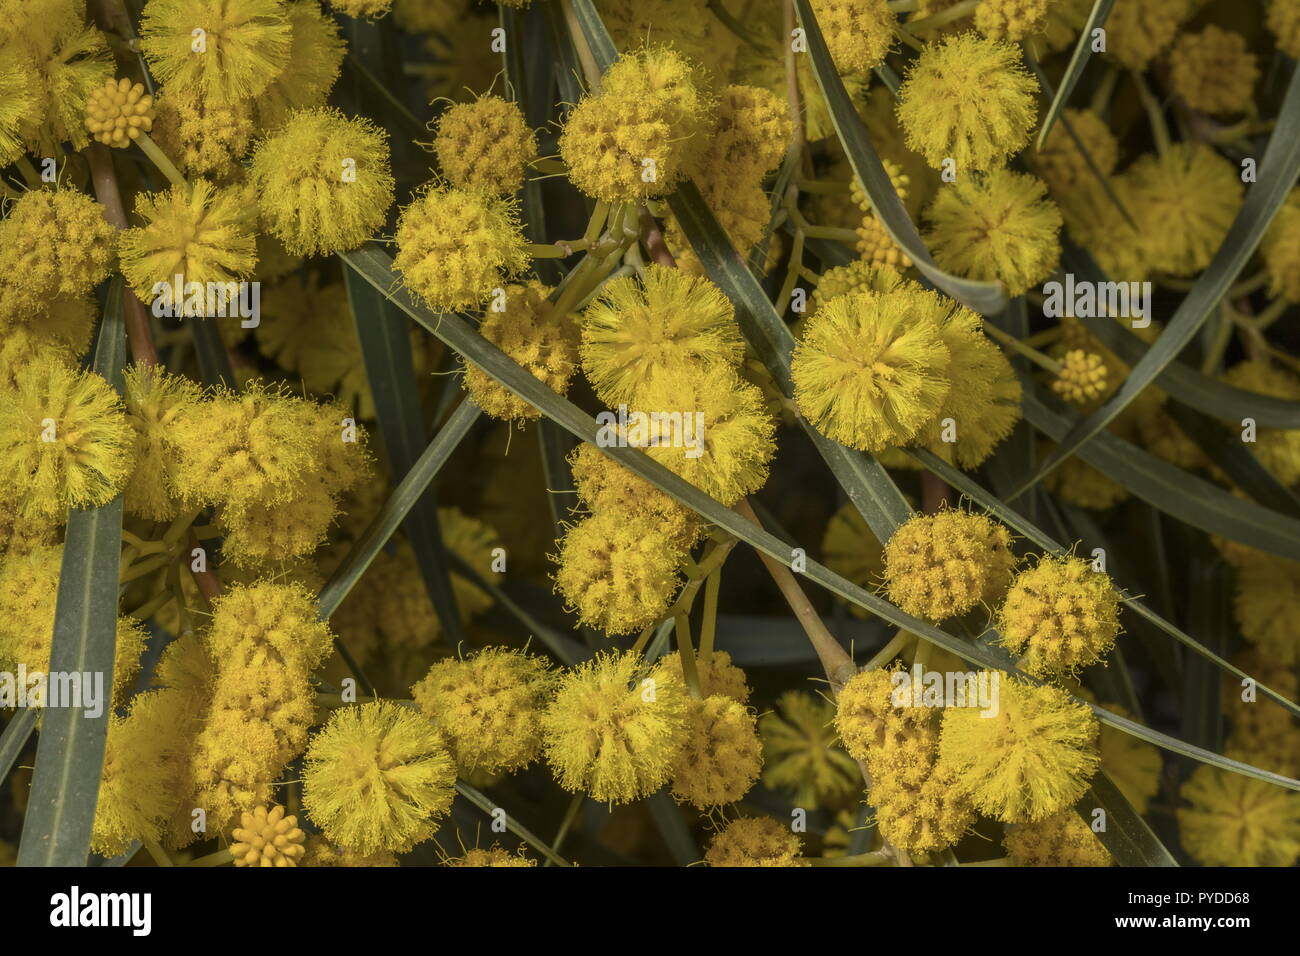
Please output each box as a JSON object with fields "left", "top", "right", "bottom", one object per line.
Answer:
{"left": 344, "top": 262, "right": 467, "bottom": 646}
{"left": 1013, "top": 62, "right": 1300, "bottom": 497}
{"left": 0, "top": 708, "right": 37, "bottom": 788}
{"left": 792, "top": 0, "right": 1009, "bottom": 315}
{"left": 339, "top": 242, "right": 1298, "bottom": 793}
{"left": 1021, "top": 388, "right": 1300, "bottom": 562}
{"left": 566, "top": 0, "right": 618, "bottom": 69}
{"left": 1035, "top": 0, "right": 1117, "bottom": 150}
{"left": 454, "top": 781, "right": 572, "bottom": 866}
{"left": 645, "top": 789, "right": 699, "bottom": 866}
{"left": 17, "top": 280, "right": 129, "bottom": 867}
{"left": 1181, "top": 558, "right": 1228, "bottom": 755}
{"left": 1079, "top": 772, "right": 1178, "bottom": 867}
{"left": 188, "top": 316, "right": 236, "bottom": 389}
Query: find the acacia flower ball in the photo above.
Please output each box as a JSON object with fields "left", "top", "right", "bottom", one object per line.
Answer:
{"left": 661, "top": 649, "right": 751, "bottom": 704}
{"left": 122, "top": 363, "right": 203, "bottom": 521}
{"left": 1108, "top": 0, "right": 1194, "bottom": 71}
{"left": 559, "top": 46, "right": 715, "bottom": 203}
{"left": 792, "top": 286, "right": 952, "bottom": 453}
{"left": 434, "top": 94, "right": 538, "bottom": 195}
{"left": 1126, "top": 144, "right": 1243, "bottom": 277}
{"left": 151, "top": 89, "right": 254, "bottom": 179}
{"left": 463, "top": 281, "right": 579, "bottom": 424}
{"left": 759, "top": 691, "right": 861, "bottom": 808}
{"left": 302, "top": 701, "right": 457, "bottom": 856}
{"left": 703, "top": 85, "right": 793, "bottom": 180}
{"left": 1263, "top": 188, "right": 1300, "bottom": 303}
{"left": 0, "top": 362, "right": 135, "bottom": 521}
{"left": 996, "top": 554, "right": 1121, "bottom": 676}
{"left": 552, "top": 511, "right": 684, "bottom": 635}
{"left": 1178, "top": 765, "right": 1300, "bottom": 867}
{"left": 872, "top": 759, "right": 976, "bottom": 853}
{"left": 809, "top": 0, "right": 894, "bottom": 74}
{"left": 0, "top": 188, "right": 117, "bottom": 312}
{"left": 0, "top": 58, "right": 41, "bottom": 166}
{"left": 249, "top": 107, "right": 395, "bottom": 257}
{"left": 974, "top": 0, "right": 1050, "bottom": 41}
{"left": 119, "top": 179, "right": 258, "bottom": 303}
{"left": 1053, "top": 350, "right": 1108, "bottom": 405}
{"left": 1169, "top": 26, "right": 1258, "bottom": 116}
{"left": 410, "top": 648, "right": 555, "bottom": 775}
{"left": 704, "top": 816, "right": 806, "bottom": 867}
{"left": 938, "top": 675, "right": 1100, "bottom": 822}
{"left": 1003, "top": 809, "right": 1112, "bottom": 866}
{"left": 896, "top": 33, "right": 1038, "bottom": 173}
{"left": 141, "top": 0, "right": 292, "bottom": 104}
{"left": 567, "top": 442, "right": 702, "bottom": 552}
{"left": 834, "top": 666, "right": 938, "bottom": 771}
{"left": 84, "top": 77, "right": 155, "bottom": 148}
{"left": 1034, "top": 108, "right": 1119, "bottom": 192}
{"left": 394, "top": 183, "right": 530, "bottom": 312}
{"left": 580, "top": 264, "right": 742, "bottom": 406}
{"left": 884, "top": 510, "right": 1017, "bottom": 621}
{"left": 230, "top": 805, "right": 307, "bottom": 867}
{"left": 539, "top": 651, "right": 691, "bottom": 804}
{"left": 444, "top": 846, "right": 535, "bottom": 867}
{"left": 811, "top": 261, "right": 905, "bottom": 311}
{"left": 1268, "top": 0, "right": 1300, "bottom": 58}
{"left": 669, "top": 695, "right": 763, "bottom": 809}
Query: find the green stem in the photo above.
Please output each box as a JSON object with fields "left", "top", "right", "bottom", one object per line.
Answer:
{"left": 906, "top": 0, "right": 977, "bottom": 31}
{"left": 545, "top": 793, "right": 585, "bottom": 868}
{"left": 864, "top": 628, "right": 912, "bottom": 671}
{"left": 184, "top": 847, "right": 233, "bottom": 867}
{"left": 699, "top": 568, "right": 721, "bottom": 662}
{"left": 1131, "top": 71, "right": 1171, "bottom": 158}
{"left": 982, "top": 320, "right": 1065, "bottom": 375}
{"left": 809, "top": 849, "right": 893, "bottom": 866}
{"left": 135, "top": 131, "right": 187, "bottom": 188}
{"left": 674, "top": 614, "right": 702, "bottom": 699}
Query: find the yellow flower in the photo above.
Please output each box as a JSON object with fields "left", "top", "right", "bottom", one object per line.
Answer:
{"left": 119, "top": 180, "right": 258, "bottom": 303}
{"left": 974, "top": 0, "right": 1049, "bottom": 41}
{"left": 84, "top": 77, "right": 156, "bottom": 148}
{"left": 660, "top": 649, "right": 751, "bottom": 704}
{"left": 924, "top": 169, "right": 1062, "bottom": 296}
{"left": 1004, "top": 809, "right": 1112, "bottom": 866}
{"left": 884, "top": 509, "right": 1017, "bottom": 621}
{"left": 1034, "top": 108, "right": 1118, "bottom": 193}
{"left": 1262, "top": 188, "right": 1300, "bottom": 303}
{"left": 700, "top": 84, "right": 792, "bottom": 181}
{"left": 704, "top": 816, "right": 807, "bottom": 867}
{"left": 0, "top": 57, "right": 41, "bottom": 166}
{"left": 560, "top": 46, "right": 716, "bottom": 203}
{"left": 230, "top": 805, "right": 307, "bottom": 867}
{"left": 250, "top": 107, "right": 395, "bottom": 256}
{"left": 540, "top": 651, "right": 691, "bottom": 804}
{"left": 792, "top": 285, "right": 951, "bottom": 453}
{"left": 1230, "top": 550, "right": 1300, "bottom": 665}
{"left": 760, "top": 690, "right": 860, "bottom": 809}
{"left": 896, "top": 33, "right": 1038, "bottom": 173}
{"left": 394, "top": 183, "right": 529, "bottom": 312}
{"left": 434, "top": 94, "right": 538, "bottom": 195}
{"left": 1178, "top": 765, "right": 1300, "bottom": 867}
{"left": 443, "top": 845, "right": 535, "bottom": 867}
{"left": 122, "top": 363, "right": 203, "bottom": 521}
{"left": 552, "top": 511, "right": 684, "bottom": 636}
{"left": 1053, "top": 350, "right": 1109, "bottom": 405}
{"left": 820, "top": 502, "right": 885, "bottom": 618}
{"left": 938, "top": 675, "right": 1099, "bottom": 822}
{"left": 302, "top": 701, "right": 458, "bottom": 855}
{"left": 254, "top": 0, "right": 346, "bottom": 130}
{"left": 811, "top": 261, "right": 905, "bottom": 312}
{"left": 809, "top": 0, "right": 895, "bottom": 74}
{"left": 1221, "top": 360, "right": 1300, "bottom": 485}
{"left": 1268, "top": 0, "right": 1300, "bottom": 57}
{"left": 669, "top": 695, "right": 763, "bottom": 809}
{"left": 835, "top": 665, "right": 938, "bottom": 779}
{"left": 151, "top": 89, "right": 254, "bottom": 180}
{"left": 141, "top": 0, "right": 292, "bottom": 104}
{"left": 580, "top": 264, "right": 743, "bottom": 406}
{"left": 0, "top": 362, "right": 135, "bottom": 521}
{"left": 1169, "top": 26, "right": 1258, "bottom": 117}
{"left": 0, "top": 188, "right": 117, "bottom": 313}
{"left": 996, "top": 554, "right": 1122, "bottom": 676}
{"left": 567, "top": 442, "right": 702, "bottom": 552}
{"left": 329, "top": 0, "right": 395, "bottom": 16}
{"left": 872, "top": 758, "right": 976, "bottom": 854}
{"left": 1107, "top": 0, "right": 1194, "bottom": 71}
{"left": 410, "top": 648, "right": 556, "bottom": 775}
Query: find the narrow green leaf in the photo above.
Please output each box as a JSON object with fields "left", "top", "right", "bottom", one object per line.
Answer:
{"left": 1014, "top": 63, "right": 1300, "bottom": 497}
{"left": 1181, "top": 558, "right": 1227, "bottom": 754}
{"left": 793, "top": 0, "right": 1008, "bottom": 315}
{"left": 344, "top": 262, "right": 467, "bottom": 645}
{"left": 188, "top": 316, "right": 236, "bottom": 389}
{"left": 645, "top": 789, "right": 699, "bottom": 866}
{"left": 0, "top": 708, "right": 37, "bottom": 788}
{"left": 566, "top": 0, "right": 618, "bottom": 69}
{"left": 455, "top": 781, "right": 572, "bottom": 866}
{"left": 1079, "top": 772, "right": 1178, "bottom": 867}
{"left": 1035, "top": 0, "right": 1117, "bottom": 149}
{"left": 1022, "top": 388, "right": 1300, "bottom": 562}
{"left": 18, "top": 281, "right": 129, "bottom": 867}
{"left": 340, "top": 243, "right": 1297, "bottom": 793}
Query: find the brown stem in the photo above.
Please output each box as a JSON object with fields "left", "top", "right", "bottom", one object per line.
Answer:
{"left": 186, "top": 530, "right": 224, "bottom": 603}
{"left": 921, "top": 471, "right": 949, "bottom": 514}
{"left": 639, "top": 208, "right": 677, "bottom": 268}
{"left": 85, "top": 143, "right": 157, "bottom": 366}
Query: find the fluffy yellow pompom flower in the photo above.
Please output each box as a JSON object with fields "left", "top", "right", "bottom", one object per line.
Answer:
{"left": 1125, "top": 144, "right": 1243, "bottom": 277}
{"left": 122, "top": 363, "right": 203, "bottom": 521}
{"left": 83, "top": 77, "right": 155, "bottom": 148}
{"left": 303, "top": 701, "right": 457, "bottom": 855}
{"left": 250, "top": 107, "right": 395, "bottom": 256}
{"left": 996, "top": 554, "right": 1121, "bottom": 676}
{"left": 1053, "top": 350, "right": 1109, "bottom": 404}
{"left": 1107, "top": 0, "right": 1193, "bottom": 71}
{"left": 0, "top": 362, "right": 135, "bottom": 521}
{"left": 443, "top": 845, "right": 535, "bottom": 867}
{"left": 581, "top": 264, "right": 743, "bottom": 406}
{"left": 394, "top": 183, "right": 530, "bottom": 312}
{"left": 0, "top": 58, "right": 41, "bottom": 166}
{"left": 1178, "top": 766, "right": 1300, "bottom": 867}
{"left": 975, "top": 0, "right": 1049, "bottom": 41}
{"left": 0, "top": 188, "right": 116, "bottom": 313}
{"left": 660, "top": 649, "right": 751, "bottom": 704}
{"left": 704, "top": 816, "right": 807, "bottom": 867}
{"left": 463, "top": 281, "right": 579, "bottom": 424}
{"left": 669, "top": 695, "right": 763, "bottom": 809}
{"left": 939, "top": 676, "right": 1099, "bottom": 822}
{"left": 835, "top": 666, "right": 938, "bottom": 775}
{"left": 1262, "top": 189, "right": 1300, "bottom": 303}
{"left": 151, "top": 89, "right": 254, "bottom": 180}
{"left": 552, "top": 511, "right": 684, "bottom": 635}
{"left": 1231, "top": 551, "right": 1300, "bottom": 664}
{"left": 896, "top": 33, "right": 1037, "bottom": 173}
{"left": 252, "top": 0, "right": 345, "bottom": 129}
{"left": 568, "top": 442, "right": 702, "bottom": 552}
{"left": 560, "top": 46, "right": 716, "bottom": 203}
{"left": 634, "top": 367, "right": 777, "bottom": 506}
{"left": 141, "top": 0, "right": 292, "bottom": 104}
{"left": 1268, "top": 0, "right": 1300, "bottom": 57}
{"left": 1034, "top": 108, "right": 1118, "bottom": 193}
{"left": 884, "top": 509, "right": 1017, "bottom": 621}
{"left": 924, "top": 169, "right": 1062, "bottom": 296}
{"left": 1169, "top": 26, "right": 1258, "bottom": 117}
{"left": 230, "top": 805, "right": 307, "bottom": 867}
{"left": 329, "top": 0, "right": 394, "bottom": 17}
{"left": 540, "top": 651, "right": 691, "bottom": 804}
{"left": 821, "top": 503, "right": 884, "bottom": 618}
{"left": 811, "top": 261, "right": 904, "bottom": 313}
{"left": 701, "top": 85, "right": 792, "bottom": 181}
{"left": 809, "top": 0, "right": 894, "bottom": 73}
{"left": 119, "top": 179, "right": 258, "bottom": 303}
{"left": 760, "top": 690, "right": 860, "bottom": 808}
{"left": 1098, "top": 700, "right": 1162, "bottom": 815}
{"left": 206, "top": 581, "right": 335, "bottom": 673}
{"left": 411, "top": 647, "right": 556, "bottom": 775}
{"left": 434, "top": 94, "right": 538, "bottom": 195}
{"left": 1003, "top": 809, "right": 1112, "bottom": 866}
{"left": 792, "top": 286, "right": 952, "bottom": 453}
{"left": 1221, "top": 360, "right": 1300, "bottom": 486}
{"left": 873, "top": 758, "right": 976, "bottom": 853}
